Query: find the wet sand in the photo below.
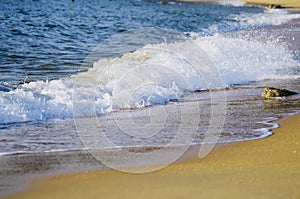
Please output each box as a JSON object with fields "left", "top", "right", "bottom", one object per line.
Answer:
{"left": 4, "top": 113, "right": 300, "bottom": 199}
{"left": 2, "top": 1, "right": 300, "bottom": 198}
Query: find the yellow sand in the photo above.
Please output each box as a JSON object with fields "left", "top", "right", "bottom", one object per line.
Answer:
{"left": 4, "top": 114, "right": 300, "bottom": 199}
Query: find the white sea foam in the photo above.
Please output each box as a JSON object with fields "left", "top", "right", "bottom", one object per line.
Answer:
{"left": 231, "top": 9, "right": 300, "bottom": 26}
{"left": 208, "top": 9, "right": 300, "bottom": 33}
{"left": 218, "top": 0, "right": 246, "bottom": 7}
{"left": 0, "top": 33, "right": 299, "bottom": 124}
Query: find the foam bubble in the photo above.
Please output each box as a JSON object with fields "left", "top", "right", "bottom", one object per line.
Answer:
{"left": 232, "top": 9, "right": 300, "bottom": 26}
{"left": 208, "top": 9, "right": 300, "bottom": 33}
{"left": 218, "top": 0, "right": 246, "bottom": 7}
{"left": 0, "top": 34, "right": 298, "bottom": 124}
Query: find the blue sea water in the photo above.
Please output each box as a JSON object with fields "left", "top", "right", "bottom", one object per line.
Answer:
{"left": 1, "top": 0, "right": 300, "bottom": 151}
{"left": 0, "top": 0, "right": 300, "bottom": 186}
{"left": 1, "top": 0, "right": 295, "bottom": 86}
{"left": 1, "top": 0, "right": 234, "bottom": 85}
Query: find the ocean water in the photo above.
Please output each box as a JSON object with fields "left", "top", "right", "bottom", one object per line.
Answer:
{"left": 0, "top": 0, "right": 300, "bottom": 193}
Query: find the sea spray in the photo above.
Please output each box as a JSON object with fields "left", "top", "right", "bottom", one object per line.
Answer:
{"left": 0, "top": 33, "right": 299, "bottom": 124}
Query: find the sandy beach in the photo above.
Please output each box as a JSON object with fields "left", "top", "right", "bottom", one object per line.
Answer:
{"left": 4, "top": 113, "right": 300, "bottom": 199}
{"left": 1, "top": 1, "right": 300, "bottom": 199}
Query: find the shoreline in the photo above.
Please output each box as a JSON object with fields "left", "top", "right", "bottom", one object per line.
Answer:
{"left": 243, "top": 0, "right": 300, "bottom": 9}
{"left": 3, "top": 113, "right": 300, "bottom": 199}
{"left": 176, "top": 0, "right": 300, "bottom": 9}
{"left": 1, "top": 1, "right": 300, "bottom": 198}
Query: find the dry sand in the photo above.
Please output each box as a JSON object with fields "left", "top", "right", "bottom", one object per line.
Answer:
{"left": 4, "top": 113, "right": 300, "bottom": 199}
{"left": 3, "top": 1, "right": 300, "bottom": 198}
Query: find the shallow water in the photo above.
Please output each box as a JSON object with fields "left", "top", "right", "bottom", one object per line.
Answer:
{"left": 0, "top": 0, "right": 300, "bottom": 196}
{"left": 0, "top": 78, "right": 300, "bottom": 194}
